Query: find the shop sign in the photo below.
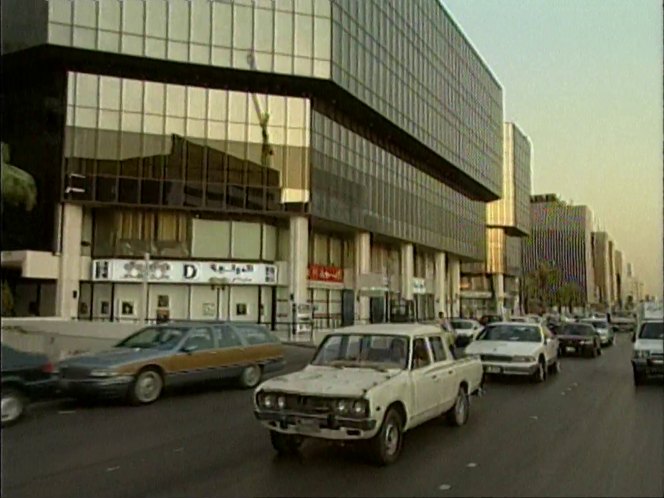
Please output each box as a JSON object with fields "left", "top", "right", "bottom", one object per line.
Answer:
{"left": 308, "top": 264, "right": 343, "bottom": 283}
{"left": 413, "top": 278, "right": 427, "bottom": 295}
{"left": 92, "top": 259, "right": 278, "bottom": 285}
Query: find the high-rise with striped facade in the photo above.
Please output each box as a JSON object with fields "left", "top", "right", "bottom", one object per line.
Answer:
{"left": 522, "top": 194, "right": 596, "bottom": 306}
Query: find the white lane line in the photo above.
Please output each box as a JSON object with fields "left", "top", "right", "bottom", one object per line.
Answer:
{"left": 438, "top": 484, "right": 452, "bottom": 491}
{"left": 58, "top": 410, "right": 76, "bottom": 415}
{"left": 572, "top": 382, "right": 578, "bottom": 386}
{"left": 106, "top": 466, "right": 120, "bottom": 472}
{"left": 173, "top": 447, "right": 184, "bottom": 453}
{"left": 529, "top": 415, "right": 539, "bottom": 420}
{"left": 561, "top": 392, "right": 566, "bottom": 395}
{"left": 466, "top": 462, "right": 478, "bottom": 468}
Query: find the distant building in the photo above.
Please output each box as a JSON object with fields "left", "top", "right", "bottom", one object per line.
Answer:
{"left": 614, "top": 249, "right": 624, "bottom": 307}
{"left": 461, "top": 122, "right": 532, "bottom": 317}
{"left": 522, "top": 195, "right": 596, "bottom": 308}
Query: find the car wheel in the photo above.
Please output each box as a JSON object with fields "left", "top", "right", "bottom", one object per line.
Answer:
{"left": 129, "top": 368, "right": 163, "bottom": 405}
{"left": 238, "top": 364, "right": 262, "bottom": 389}
{"left": 1, "top": 388, "right": 26, "bottom": 427}
{"left": 532, "top": 359, "right": 546, "bottom": 383}
{"left": 270, "top": 431, "right": 303, "bottom": 455}
{"left": 446, "top": 387, "right": 470, "bottom": 427}
{"left": 367, "top": 407, "right": 403, "bottom": 466}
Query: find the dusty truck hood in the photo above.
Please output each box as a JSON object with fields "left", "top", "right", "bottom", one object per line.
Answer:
{"left": 465, "top": 340, "right": 541, "bottom": 357}
{"left": 634, "top": 339, "right": 664, "bottom": 354}
{"left": 59, "top": 347, "right": 168, "bottom": 369}
{"left": 258, "top": 365, "right": 402, "bottom": 397}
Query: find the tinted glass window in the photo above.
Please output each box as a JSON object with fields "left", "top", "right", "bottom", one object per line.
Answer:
{"left": 639, "top": 322, "right": 663, "bottom": 339}
{"left": 116, "top": 326, "right": 186, "bottom": 350}
{"left": 233, "top": 324, "right": 275, "bottom": 345}
{"left": 214, "top": 325, "right": 243, "bottom": 348}
{"left": 183, "top": 327, "right": 215, "bottom": 350}
{"left": 561, "top": 324, "right": 595, "bottom": 337}
{"left": 311, "top": 334, "right": 408, "bottom": 369}
{"left": 429, "top": 336, "right": 448, "bottom": 362}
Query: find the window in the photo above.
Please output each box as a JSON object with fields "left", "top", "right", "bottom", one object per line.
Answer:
{"left": 236, "top": 303, "right": 248, "bottom": 316}
{"left": 121, "top": 300, "right": 135, "bottom": 316}
{"left": 183, "top": 327, "right": 215, "bottom": 351}
{"left": 412, "top": 338, "right": 430, "bottom": 369}
{"left": 429, "top": 336, "right": 447, "bottom": 362}
{"left": 233, "top": 324, "right": 275, "bottom": 345}
{"left": 157, "top": 295, "right": 170, "bottom": 308}
{"left": 214, "top": 325, "right": 243, "bottom": 348}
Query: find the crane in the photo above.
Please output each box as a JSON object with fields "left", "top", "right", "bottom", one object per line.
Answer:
{"left": 246, "top": 52, "right": 274, "bottom": 170}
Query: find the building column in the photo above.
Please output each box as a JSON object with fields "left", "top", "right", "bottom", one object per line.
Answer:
{"left": 448, "top": 256, "right": 461, "bottom": 317}
{"left": 492, "top": 273, "right": 505, "bottom": 315}
{"left": 354, "top": 232, "right": 370, "bottom": 324}
{"left": 288, "top": 215, "right": 308, "bottom": 309}
{"left": 400, "top": 243, "right": 414, "bottom": 302}
{"left": 434, "top": 251, "right": 447, "bottom": 316}
{"left": 55, "top": 204, "right": 83, "bottom": 319}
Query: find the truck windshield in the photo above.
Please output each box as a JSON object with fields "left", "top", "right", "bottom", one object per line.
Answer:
{"left": 639, "top": 322, "right": 663, "bottom": 340}
{"left": 312, "top": 334, "right": 409, "bottom": 370}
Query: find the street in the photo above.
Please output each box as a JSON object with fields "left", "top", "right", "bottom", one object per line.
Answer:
{"left": 2, "top": 335, "right": 662, "bottom": 498}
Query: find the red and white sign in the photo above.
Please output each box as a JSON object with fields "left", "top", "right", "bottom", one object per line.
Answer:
{"left": 308, "top": 264, "right": 343, "bottom": 283}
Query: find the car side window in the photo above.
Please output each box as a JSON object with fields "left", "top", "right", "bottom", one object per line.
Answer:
{"left": 183, "top": 327, "right": 215, "bottom": 351}
{"left": 411, "top": 338, "right": 431, "bottom": 369}
{"left": 213, "top": 325, "right": 243, "bottom": 348}
{"left": 234, "top": 324, "right": 274, "bottom": 345}
{"left": 428, "top": 336, "right": 448, "bottom": 362}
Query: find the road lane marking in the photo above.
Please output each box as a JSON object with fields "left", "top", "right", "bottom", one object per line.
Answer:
{"left": 529, "top": 416, "right": 539, "bottom": 420}
{"left": 438, "top": 484, "right": 452, "bottom": 491}
{"left": 58, "top": 410, "right": 76, "bottom": 415}
{"left": 561, "top": 392, "right": 566, "bottom": 395}
{"left": 174, "top": 447, "right": 184, "bottom": 453}
{"left": 466, "top": 462, "right": 478, "bottom": 468}
{"left": 106, "top": 466, "right": 120, "bottom": 472}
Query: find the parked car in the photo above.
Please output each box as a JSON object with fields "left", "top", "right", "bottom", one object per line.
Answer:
{"left": 253, "top": 324, "right": 484, "bottom": 466}
{"left": 449, "top": 318, "right": 483, "bottom": 346}
{"left": 609, "top": 311, "right": 636, "bottom": 333}
{"left": 631, "top": 320, "right": 663, "bottom": 385}
{"left": 556, "top": 323, "right": 602, "bottom": 358}
{"left": 479, "top": 314, "right": 503, "bottom": 326}
{"left": 464, "top": 322, "right": 560, "bottom": 382}
{"left": 1, "top": 344, "right": 58, "bottom": 427}
{"left": 579, "top": 318, "right": 615, "bottom": 347}
{"left": 58, "top": 322, "right": 285, "bottom": 405}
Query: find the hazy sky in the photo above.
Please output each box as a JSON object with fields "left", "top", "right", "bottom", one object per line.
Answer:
{"left": 442, "top": 0, "right": 663, "bottom": 298}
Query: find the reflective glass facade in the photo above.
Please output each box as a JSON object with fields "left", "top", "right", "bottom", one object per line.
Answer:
{"left": 64, "top": 72, "right": 310, "bottom": 211}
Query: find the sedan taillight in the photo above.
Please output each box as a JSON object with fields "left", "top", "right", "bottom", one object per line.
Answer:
{"left": 42, "top": 362, "right": 55, "bottom": 374}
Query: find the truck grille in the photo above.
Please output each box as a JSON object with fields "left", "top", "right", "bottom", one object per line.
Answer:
{"left": 481, "top": 354, "right": 513, "bottom": 363}
{"left": 284, "top": 395, "right": 334, "bottom": 414}
{"left": 60, "top": 367, "right": 91, "bottom": 380}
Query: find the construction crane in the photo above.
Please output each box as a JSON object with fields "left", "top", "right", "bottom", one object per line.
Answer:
{"left": 246, "top": 52, "right": 274, "bottom": 170}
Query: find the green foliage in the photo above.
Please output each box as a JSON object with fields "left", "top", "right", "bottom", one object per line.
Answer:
{"left": 556, "top": 282, "right": 585, "bottom": 312}
{"left": 1, "top": 280, "right": 14, "bottom": 317}
{"left": 523, "top": 261, "right": 561, "bottom": 313}
{"left": 1, "top": 142, "right": 37, "bottom": 211}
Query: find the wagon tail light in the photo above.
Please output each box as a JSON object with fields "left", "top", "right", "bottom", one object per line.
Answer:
{"left": 42, "top": 362, "right": 57, "bottom": 374}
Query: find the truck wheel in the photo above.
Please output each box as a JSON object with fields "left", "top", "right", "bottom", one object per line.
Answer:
{"left": 446, "top": 387, "right": 469, "bottom": 426}
{"left": 270, "top": 431, "right": 303, "bottom": 454}
{"left": 367, "top": 407, "right": 403, "bottom": 466}
{"left": 1, "top": 388, "right": 26, "bottom": 427}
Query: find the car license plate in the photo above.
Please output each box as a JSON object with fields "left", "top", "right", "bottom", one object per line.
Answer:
{"left": 565, "top": 346, "right": 576, "bottom": 353}
{"left": 485, "top": 366, "right": 501, "bottom": 374}
{"left": 295, "top": 418, "right": 320, "bottom": 433}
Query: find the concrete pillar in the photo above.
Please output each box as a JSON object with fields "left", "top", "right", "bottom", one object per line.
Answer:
{"left": 354, "top": 232, "right": 371, "bottom": 324}
{"left": 55, "top": 204, "right": 83, "bottom": 319}
{"left": 492, "top": 273, "right": 505, "bottom": 315}
{"left": 288, "top": 216, "right": 308, "bottom": 307}
{"left": 400, "top": 243, "right": 414, "bottom": 301}
{"left": 448, "top": 256, "right": 461, "bottom": 317}
{"left": 434, "top": 251, "right": 447, "bottom": 316}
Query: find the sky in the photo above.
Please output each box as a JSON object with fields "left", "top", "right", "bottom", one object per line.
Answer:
{"left": 442, "top": 0, "right": 663, "bottom": 298}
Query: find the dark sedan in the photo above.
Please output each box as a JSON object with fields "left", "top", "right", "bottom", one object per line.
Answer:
{"left": 2, "top": 344, "right": 58, "bottom": 427}
{"left": 555, "top": 323, "right": 602, "bottom": 358}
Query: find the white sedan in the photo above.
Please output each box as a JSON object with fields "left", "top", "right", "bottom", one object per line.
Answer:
{"left": 450, "top": 319, "right": 483, "bottom": 341}
{"left": 464, "top": 322, "right": 561, "bottom": 382}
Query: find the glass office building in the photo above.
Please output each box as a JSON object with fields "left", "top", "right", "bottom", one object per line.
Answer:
{"left": 2, "top": 0, "right": 503, "bottom": 328}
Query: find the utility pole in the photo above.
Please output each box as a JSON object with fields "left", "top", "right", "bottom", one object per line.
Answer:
{"left": 141, "top": 252, "right": 150, "bottom": 323}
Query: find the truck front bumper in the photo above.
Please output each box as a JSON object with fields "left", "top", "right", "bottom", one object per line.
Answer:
{"left": 254, "top": 410, "right": 378, "bottom": 440}
{"left": 632, "top": 358, "right": 664, "bottom": 376}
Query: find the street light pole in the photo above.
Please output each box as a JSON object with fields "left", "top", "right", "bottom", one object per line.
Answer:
{"left": 141, "top": 252, "right": 150, "bottom": 323}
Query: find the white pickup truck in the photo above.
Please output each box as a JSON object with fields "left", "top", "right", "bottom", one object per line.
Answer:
{"left": 632, "top": 318, "right": 663, "bottom": 385}
{"left": 253, "top": 323, "right": 484, "bottom": 465}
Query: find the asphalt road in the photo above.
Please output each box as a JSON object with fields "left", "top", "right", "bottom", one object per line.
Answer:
{"left": 2, "top": 335, "right": 662, "bottom": 498}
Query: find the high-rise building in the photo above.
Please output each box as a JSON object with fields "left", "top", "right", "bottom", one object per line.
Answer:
{"left": 461, "top": 122, "right": 532, "bottom": 317}
{"left": 1, "top": 0, "right": 503, "bottom": 329}
{"left": 522, "top": 195, "right": 596, "bottom": 309}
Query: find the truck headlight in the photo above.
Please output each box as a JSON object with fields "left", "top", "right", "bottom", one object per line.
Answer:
{"left": 276, "top": 395, "right": 286, "bottom": 409}
{"left": 335, "top": 399, "right": 350, "bottom": 415}
{"left": 352, "top": 399, "right": 369, "bottom": 417}
{"left": 89, "top": 369, "right": 120, "bottom": 378}
{"left": 513, "top": 355, "right": 535, "bottom": 363}
{"left": 260, "top": 393, "right": 276, "bottom": 409}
